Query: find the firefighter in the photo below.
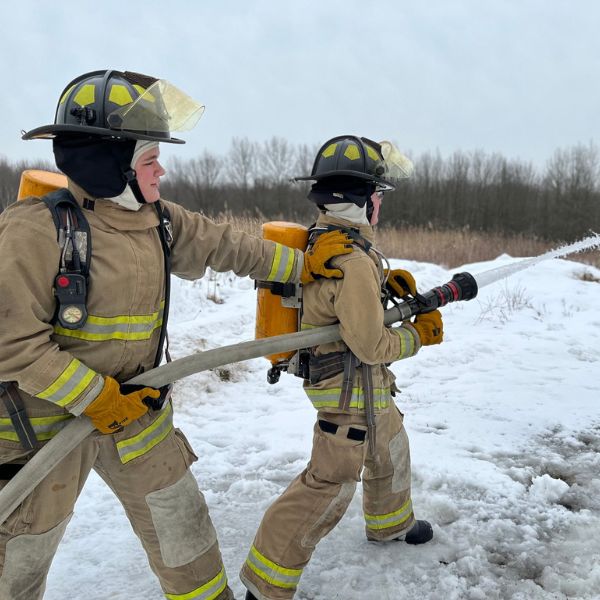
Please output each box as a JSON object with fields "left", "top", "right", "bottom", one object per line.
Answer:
{"left": 0, "top": 71, "right": 352, "bottom": 600}
{"left": 241, "top": 136, "right": 443, "bottom": 600}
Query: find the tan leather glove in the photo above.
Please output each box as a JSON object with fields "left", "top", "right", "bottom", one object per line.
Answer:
{"left": 83, "top": 376, "right": 159, "bottom": 434}
{"left": 301, "top": 230, "right": 354, "bottom": 284}
{"left": 412, "top": 310, "right": 444, "bottom": 346}
{"left": 385, "top": 268, "right": 417, "bottom": 298}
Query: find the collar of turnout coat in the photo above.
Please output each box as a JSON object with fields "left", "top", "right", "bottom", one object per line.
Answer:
{"left": 316, "top": 213, "right": 376, "bottom": 246}
{"left": 67, "top": 179, "right": 160, "bottom": 231}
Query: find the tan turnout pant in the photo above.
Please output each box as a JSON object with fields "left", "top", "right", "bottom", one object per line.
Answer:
{"left": 0, "top": 407, "right": 233, "bottom": 600}
{"left": 241, "top": 404, "right": 414, "bottom": 600}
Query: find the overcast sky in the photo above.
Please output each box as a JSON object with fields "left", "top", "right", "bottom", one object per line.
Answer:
{"left": 2, "top": 0, "right": 599, "bottom": 170}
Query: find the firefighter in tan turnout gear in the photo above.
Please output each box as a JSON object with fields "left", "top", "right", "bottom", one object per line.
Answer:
{"left": 241, "top": 136, "right": 443, "bottom": 600}
{"left": 0, "top": 70, "right": 352, "bottom": 600}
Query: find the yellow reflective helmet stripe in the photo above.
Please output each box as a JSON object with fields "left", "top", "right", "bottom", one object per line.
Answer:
{"left": 116, "top": 402, "right": 173, "bottom": 464}
{"left": 322, "top": 142, "right": 338, "bottom": 158}
{"left": 244, "top": 545, "right": 302, "bottom": 590}
{"left": 366, "top": 145, "right": 381, "bottom": 161}
{"left": 364, "top": 499, "right": 413, "bottom": 531}
{"left": 72, "top": 84, "right": 95, "bottom": 107}
{"left": 343, "top": 143, "right": 361, "bottom": 161}
{"left": 108, "top": 83, "right": 134, "bottom": 106}
{"left": 133, "top": 83, "right": 156, "bottom": 102}
{"left": 164, "top": 566, "right": 227, "bottom": 600}
{"left": 36, "top": 359, "right": 98, "bottom": 407}
{"left": 59, "top": 84, "right": 76, "bottom": 105}
{"left": 265, "top": 243, "right": 295, "bottom": 282}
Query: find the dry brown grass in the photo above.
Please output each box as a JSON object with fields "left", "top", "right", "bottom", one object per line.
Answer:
{"left": 376, "top": 226, "right": 600, "bottom": 269}
{"left": 212, "top": 212, "right": 263, "bottom": 237}
{"left": 211, "top": 212, "right": 600, "bottom": 270}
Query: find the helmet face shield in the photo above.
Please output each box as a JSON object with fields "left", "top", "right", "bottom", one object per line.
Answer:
{"left": 379, "top": 141, "right": 414, "bottom": 184}
{"left": 107, "top": 79, "right": 205, "bottom": 136}
{"left": 22, "top": 69, "right": 204, "bottom": 144}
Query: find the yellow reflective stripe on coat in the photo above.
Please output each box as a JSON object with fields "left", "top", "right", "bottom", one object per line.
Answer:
{"left": 54, "top": 303, "right": 164, "bottom": 341}
{"left": 0, "top": 414, "right": 73, "bottom": 442}
{"left": 265, "top": 243, "right": 295, "bottom": 282}
{"left": 116, "top": 402, "right": 173, "bottom": 464}
{"left": 244, "top": 545, "right": 302, "bottom": 590}
{"left": 35, "top": 359, "right": 97, "bottom": 407}
{"left": 164, "top": 566, "right": 227, "bottom": 600}
{"left": 305, "top": 387, "right": 392, "bottom": 410}
{"left": 364, "top": 499, "right": 413, "bottom": 531}
{"left": 394, "top": 326, "right": 417, "bottom": 359}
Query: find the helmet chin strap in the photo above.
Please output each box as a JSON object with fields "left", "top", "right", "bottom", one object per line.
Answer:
{"left": 366, "top": 197, "right": 374, "bottom": 223}
{"left": 123, "top": 168, "right": 147, "bottom": 204}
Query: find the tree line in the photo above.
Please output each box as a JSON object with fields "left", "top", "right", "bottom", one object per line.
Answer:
{"left": 1, "top": 138, "right": 599, "bottom": 241}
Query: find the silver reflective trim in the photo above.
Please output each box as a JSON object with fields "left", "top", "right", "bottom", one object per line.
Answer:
{"left": 116, "top": 403, "right": 173, "bottom": 464}
{"left": 395, "top": 327, "right": 416, "bottom": 359}
{"left": 272, "top": 245, "right": 294, "bottom": 282}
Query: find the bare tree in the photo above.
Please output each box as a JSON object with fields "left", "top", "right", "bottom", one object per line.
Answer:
{"left": 1, "top": 139, "right": 598, "bottom": 240}
{"left": 188, "top": 151, "right": 223, "bottom": 189}
{"left": 226, "top": 137, "right": 257, "bottom": 189}
{"left": 257, "top": 136, "right": 296, "bottom": 187}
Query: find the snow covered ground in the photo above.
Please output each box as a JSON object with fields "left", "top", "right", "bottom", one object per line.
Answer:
{"left": 45, "top": 254, "right": 600, "bottom": 600}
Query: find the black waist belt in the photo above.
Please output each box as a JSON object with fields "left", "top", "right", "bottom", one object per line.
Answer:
{"left": 308, "top": 351, "right": 348, "bottom": 384}
{"left": 0, "top": 382, "right": 38, "bottom": 451}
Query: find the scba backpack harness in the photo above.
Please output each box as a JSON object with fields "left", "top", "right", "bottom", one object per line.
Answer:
{"left": 0, "top": 189, "right": 173, "bottom": 452}
{"left": 256, "top": 222, "right": 381, "bottom": 453}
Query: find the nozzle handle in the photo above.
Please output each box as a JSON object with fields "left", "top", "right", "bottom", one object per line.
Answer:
{"left": 416, "top": 272, "right": 478, "bottom": 313}
{"left": 386, "top": 271, "right": 479, "bottom": 323}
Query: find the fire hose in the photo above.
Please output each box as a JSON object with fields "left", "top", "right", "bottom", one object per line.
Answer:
{"left": 0, "top": 232, "right": 598, "bottom": 524}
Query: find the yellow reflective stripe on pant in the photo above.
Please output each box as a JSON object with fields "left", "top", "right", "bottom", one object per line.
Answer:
{"left": 265, "top": 243, "right": 295, "bottom": 282}
{"left": 35, "top": 358, "right": 98, "bottom": 407}
{"left": 54, "top": 303, "right": 165, "bottom": 341}
{"left": 364, "top": 499, "right": 413, "bottom": 531}
{"left": 116, "top": 402, "right": 174, "bottom": 464}
{"left": 164, "top": 566, "right": 227, "bottom": 600}
{"left": 0, "top": 413, "right": 73, "bottom": 442}
{"left": 245, "top": 545, "right": 303, "bottom": 590}
{"left": 305, "top": 387, "right": 392, "bottom": 410}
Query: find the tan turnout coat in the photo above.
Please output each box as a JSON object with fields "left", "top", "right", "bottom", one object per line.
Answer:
{"left": 301, "top": 213, "right": 421, "bottom": 413}
{"left": 0, "top": 180, "right": 303, "bottom": 456}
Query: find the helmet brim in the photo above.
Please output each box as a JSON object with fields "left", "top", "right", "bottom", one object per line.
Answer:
{"left": 294, "top": 170, "right": 396, "bottom": 191}
{"left": 22, "top": 124, "right": 185, "bottom": 144}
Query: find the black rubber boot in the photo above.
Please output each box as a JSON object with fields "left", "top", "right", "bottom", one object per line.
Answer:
{"left": 401, "top": 519, "right": 433, "bottom": 545}
{"left": 245, "top": 591, "right": 258, "bottom": 600}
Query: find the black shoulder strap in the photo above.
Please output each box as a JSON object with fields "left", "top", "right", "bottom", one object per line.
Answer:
{"left": 308, "top": 224, "right": 372, "bottom": 254}
{"left": 42, "top": 188, "right": 92, "bottom": 330}
{"left": 153, "top": 201, "right": 172, "bottom": 367}
{"left": 41, "top": 188, "right": 92, "bottom": 276}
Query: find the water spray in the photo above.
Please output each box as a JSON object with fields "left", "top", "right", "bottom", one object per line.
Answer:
{"left": 387, "top": 232, "right": 600, "bottom": 321}
{"left": 473, "top": 233, "right": 600, "bottom": 288}
{"left": 0, "top": 233, "right": 599, "bottom": 524}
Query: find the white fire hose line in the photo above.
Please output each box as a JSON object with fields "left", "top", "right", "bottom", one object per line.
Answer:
{"left": 0, "top": 233, "right": 599, "bottom": 524}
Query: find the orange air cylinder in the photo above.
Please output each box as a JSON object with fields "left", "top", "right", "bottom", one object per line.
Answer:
{"left": 17, "top": 170, "right": 67, "bottom": 201}
{"left": 255, "top": 221, "right": 308, "bottom": 365}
